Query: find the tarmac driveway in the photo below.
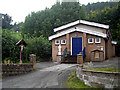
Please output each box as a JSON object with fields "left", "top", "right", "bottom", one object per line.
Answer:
{"left": 84, "top": 57, "right": 120, "bottom": 69}
{"left": 2, "top": 63, "right": 77, "bottom": 88}
{"left": 36, "top": 62, "right": 58, "bottom": 69}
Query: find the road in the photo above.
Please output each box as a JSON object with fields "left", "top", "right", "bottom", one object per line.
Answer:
{"left": 1, "top": 63, "right": 77, "bottom": 88}
{"left": 2, "top": 57, "right": 119, "bottom": 89}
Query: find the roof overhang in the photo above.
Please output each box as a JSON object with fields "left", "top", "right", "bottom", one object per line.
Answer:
{"left": 112, "top": 41, "right": 117, "bottom": 45}
{"left": 54, "top": 20, "right": 109, "bottom": 32}
{"left": 49, "top": 28, "right": 107, "bottom": 40}
{"left": 16, "top": 39, "right": 27, "bottom": 46}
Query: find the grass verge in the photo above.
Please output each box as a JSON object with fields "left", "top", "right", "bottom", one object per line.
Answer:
{"left": 66, "top": 71, "right": 94, "bottom": 88}
{"left": 85, "top": 67, "right": 120, "bottom": 72}
{"left": 0, "top": 75, "right": 2, "bottom": 79}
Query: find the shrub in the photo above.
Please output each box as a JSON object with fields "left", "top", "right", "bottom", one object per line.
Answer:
{"left": 2, "top": 29, "right": 52, "bottom": 63}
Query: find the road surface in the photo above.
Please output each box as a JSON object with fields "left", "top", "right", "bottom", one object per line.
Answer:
{"left": 1, "top": 64, "right": 77, "bottom": 88}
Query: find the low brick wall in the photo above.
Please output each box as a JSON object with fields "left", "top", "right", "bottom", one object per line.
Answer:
{"left": 2, "top": 64, "right": 33, "bottom": 76}
{"left": 76, "top": 65, "right": 120, "bottom": 88}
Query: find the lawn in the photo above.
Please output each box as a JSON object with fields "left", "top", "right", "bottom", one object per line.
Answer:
{"left": 84, "top": 67, "right": 120, "bottom": 72}
{"left": 0, "top": 75, "right": 2, "bottom": 79}
{"left": 66, "top": 71, "right": 94, "bottom": 88}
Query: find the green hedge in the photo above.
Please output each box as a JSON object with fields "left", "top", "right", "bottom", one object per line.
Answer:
{"left": 2, "top": 29, "right": 52, "bottom": 63}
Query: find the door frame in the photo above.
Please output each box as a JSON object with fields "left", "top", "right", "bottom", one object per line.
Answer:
{"left": 71, "top": 37, "right": 83, "bottom": 55}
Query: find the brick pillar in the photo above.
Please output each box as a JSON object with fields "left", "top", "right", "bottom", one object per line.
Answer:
{"left": 66, "top": 33, "right": 70, "bottom": 51}
{"left": 77, "top": 54, "right": 83, "bottom": 65}
{"left": 29, "top": 54, "right": 36, "bottom": 69}
{"left": 83, "top": 33, "right": 86, "bottom": 48}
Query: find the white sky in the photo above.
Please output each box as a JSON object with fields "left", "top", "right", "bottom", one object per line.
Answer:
{"left": 0, "top": 0, "right": 109, "bottom": 24}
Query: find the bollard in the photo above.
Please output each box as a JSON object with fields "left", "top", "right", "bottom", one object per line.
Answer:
{"left": 29, "top": 54, "right": 36, "bottom": 69}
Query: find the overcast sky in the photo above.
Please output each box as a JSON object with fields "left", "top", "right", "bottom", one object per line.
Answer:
{"left": 0, "top": 0, "right": 110, "bottom": 24}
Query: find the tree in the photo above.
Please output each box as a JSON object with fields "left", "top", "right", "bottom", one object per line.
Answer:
{"left": 2, "top": 14, "right": 13, "bottom": 29}
{"left": 22, "top": 2, "right": 87, "bottom": 38}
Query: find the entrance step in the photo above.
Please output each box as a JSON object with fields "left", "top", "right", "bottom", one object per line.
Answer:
{"left": 61, "top": 55, "right": 77, "bottom": 64}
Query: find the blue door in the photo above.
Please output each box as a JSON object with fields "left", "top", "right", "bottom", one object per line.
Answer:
{"left": 72, "top": 37, "right": 82, "bottom": 55}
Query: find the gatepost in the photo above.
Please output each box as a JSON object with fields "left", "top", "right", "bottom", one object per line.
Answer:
{"left": 77, "top": 54, "right": 83, "bottom": 65}
{"left": 29, "top": 54, "right": 36, "bottom": 69}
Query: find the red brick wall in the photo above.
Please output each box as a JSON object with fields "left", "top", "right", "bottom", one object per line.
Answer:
{"left": 106, "top": 31, "right": 113, "bottom": 59}
{"left": 90, "top": 51, "right": 104, "bottom": 61}
{"left": 106, "top": 39, "right": 112, "bottom": 59}
{"left": 52, "top": 31, "right": 106, "bottom": 62}
{"left": 112, "top": 45, "right": 115, "bottom": 57}
{"left": 86, "top": 34, "right": 105, "bottom": 61}
{"left": 52, "top": 35, "right": 66, "bottom": 62}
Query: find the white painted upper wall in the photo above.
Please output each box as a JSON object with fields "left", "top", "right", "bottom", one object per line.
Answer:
{"left": 54, "top": 20, "right": 109, "bottom": 32}
{"left": 48, "top": 25, "right": 107, "bottom": 40}
{"left": 48, "top": 20, "right": 109, "bottom": 40}
{"left": 77, "top": 24, "right": 104, "bottom": 33}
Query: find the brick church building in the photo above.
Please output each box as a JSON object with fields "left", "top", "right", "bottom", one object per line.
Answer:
{"left": 49, "top": 20, "right": 117, "bottom": 62}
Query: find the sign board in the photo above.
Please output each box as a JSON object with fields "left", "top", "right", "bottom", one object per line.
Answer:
{"left": 95, "top": 53, "right": 99, "bottom": 59}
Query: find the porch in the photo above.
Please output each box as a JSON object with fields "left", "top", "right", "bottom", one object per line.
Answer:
{"left": 60, "top": 47, "right": 85, "bottom": 64}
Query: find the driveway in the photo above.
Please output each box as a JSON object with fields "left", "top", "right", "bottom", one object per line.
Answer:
{"left": 84, "top": 57, "right": 120, "bottom": 69}
{"left": 36, "top": 62, "right": 58, "bottom": 69}
{"left": 2, "top": 63, "right": 77, "bottom": 88}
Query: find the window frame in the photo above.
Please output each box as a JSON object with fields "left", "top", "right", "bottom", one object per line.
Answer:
{"left": 88, "top": 38, "right": 94, "bottom": 44}
{"left": 55, "top": 40, "right": 60, "bottom": 45}
{"left": 95, "top": 38, "right": 101, "bottom": 44}
{"left": 61, "top": 39, "right": 66, "bottom": 44}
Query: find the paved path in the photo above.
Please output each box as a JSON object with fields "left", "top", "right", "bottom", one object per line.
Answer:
{"left": 84, "top": 57, "right": 120, "bottom": 69}
{"left": 36, "top": 62, "right": 58, "bottom": 69}
{"left": 2, "top": 64, "right": 77, "bottom": 88}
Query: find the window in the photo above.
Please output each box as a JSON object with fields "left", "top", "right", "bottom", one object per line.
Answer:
{"left": 61, "top": 39, "right": 66, "bottom": 44}
{"left": 95, "top": 38, "right": 101, "bottom": 43}
{"left": 88, "top": 38, "right": 94, "bottom": 43}
{"left": 55, "top": 40, "right": 60, "bottom": 45}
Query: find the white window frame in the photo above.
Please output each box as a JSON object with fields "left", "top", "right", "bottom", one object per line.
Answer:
{"left": 55, "top": 40, "right": 60, "bottom": 45}
{"left": 88, "top": 38, "right": 94, "bottom": 44}
{"left": 61, "top": 39, "right": 66, "bottom": 44}
{"left": 95, "top": 38, "right": 101, "bottom": 43}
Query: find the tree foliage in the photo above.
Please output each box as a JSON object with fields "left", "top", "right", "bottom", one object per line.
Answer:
{"left": 2, "top": 29, "right": 51, "bottom": 63}
{"left": 22, "top": 2, "right": 87, "bottom": 38}
{"left": 87, "top": 2, "right": 120, "bottom": 56}
{"left": 2, "top": 14, "right": 13, "bottom": 29}
{"left": 86, "top": 2, "right": 118, "bottom": 13}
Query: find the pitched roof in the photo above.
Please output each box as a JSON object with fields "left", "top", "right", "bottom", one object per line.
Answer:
{"left": 49, "top": 28, "right": 107, "bottom": 40}
{"left": 54, "top": 20, "right": 109, "bottom": 32}
{"left": 16, "top": 39, "right": 27, "bottom": 46}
